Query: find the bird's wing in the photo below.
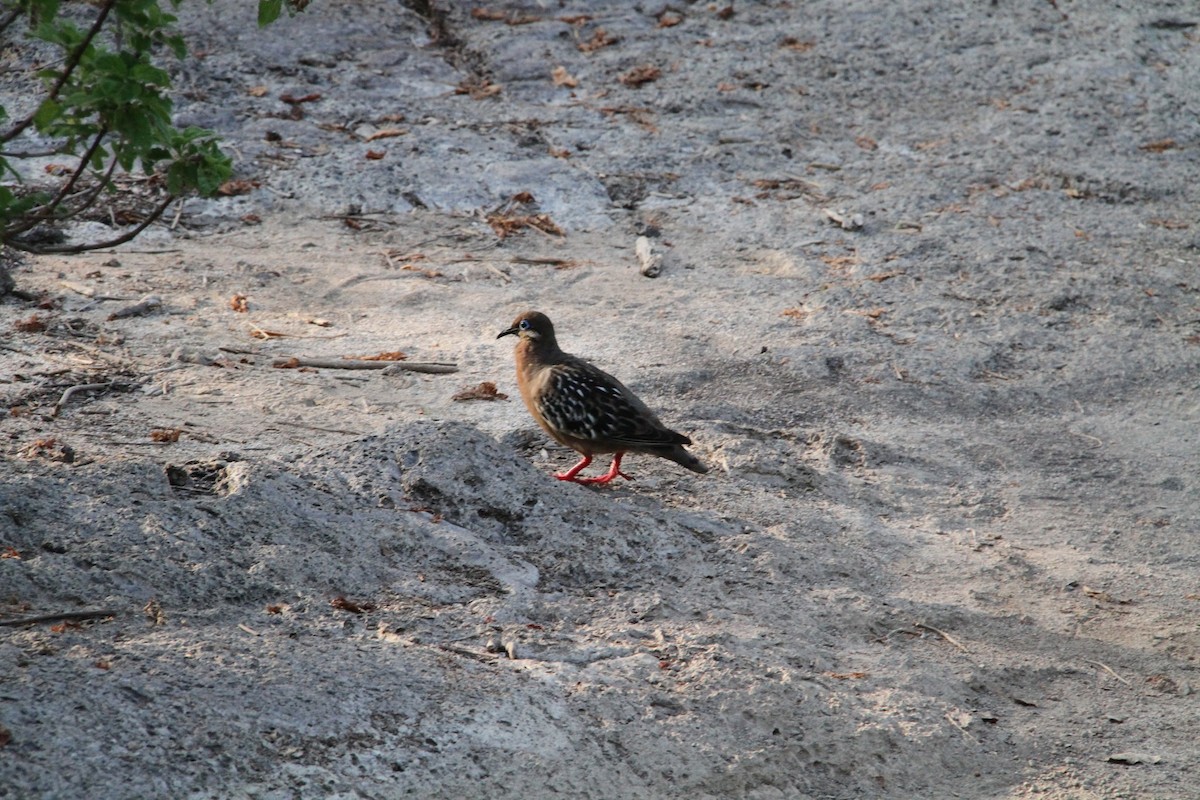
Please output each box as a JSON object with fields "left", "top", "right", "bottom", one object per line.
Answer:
{"left": 536, "top": 363, "right": 690, "bottom": 448}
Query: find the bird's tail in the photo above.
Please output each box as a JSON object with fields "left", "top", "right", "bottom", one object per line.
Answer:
{"left": 659, "top": 444, "right": 709, "bottom": 474}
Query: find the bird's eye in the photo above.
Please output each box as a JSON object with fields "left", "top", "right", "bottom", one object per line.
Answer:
{"left": 519, "top": 319, "right": 531, "bottom": 330}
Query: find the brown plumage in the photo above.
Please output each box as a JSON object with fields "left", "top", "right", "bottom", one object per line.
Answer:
{"left": 497, "top": 310, "right": 708, "bottom": 484}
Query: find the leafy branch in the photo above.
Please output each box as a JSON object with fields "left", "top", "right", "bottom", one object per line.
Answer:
{"left": 0, "top": 0, "right": 306, "bottom": 254}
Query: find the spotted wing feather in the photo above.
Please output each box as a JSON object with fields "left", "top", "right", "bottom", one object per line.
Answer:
{"left": 535, "top": 362, "right": 689, "bottom": 448}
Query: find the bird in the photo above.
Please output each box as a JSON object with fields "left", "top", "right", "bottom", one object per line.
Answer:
{"left": 497, "top": 310, "right": 708, "bottom": 484}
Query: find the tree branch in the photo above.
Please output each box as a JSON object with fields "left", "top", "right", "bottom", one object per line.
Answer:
{"left": 1, "top": 128, "right": 108, "bottom": 238}
{"left": 0, "top": 0, "right": 118, "bottom": 145}
{"left": 19, "top": 192, "right": 177, "bottom": 254}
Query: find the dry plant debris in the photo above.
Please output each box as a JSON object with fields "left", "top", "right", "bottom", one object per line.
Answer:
{"left": 486, "top": 213, "right": 564, "bottom": 239}
{"left": 330, "top": 596, "right": 376, "bottom": 614}
{"left": 455, "top": 76, "right": 503, "bottom": 99}
{"left": 13, "top": 314, "right": 46, "bottom": 332}
{"left": 401, "top": 264, "right": 444, "bottom": 279}
{"left": 1139, "top": 139, "right": 1176, "bottom": 153}
{"left": 249, "top": 326, "right": 287, "bottom": 339}
{"left": 363, "top": 128, "right": 407, "bottom": 141}
{"left": 452, "top": 381, "right": 508, "bottom": 402}
{"left": 471, "top": 8, "right": 539, "bottom": 25}
{"left": 150, "top": 429, "right": 183, "bottom": 443}
{"left": 350, "top": 351, "right": 407, "bottom": 361}
{"left": 578, "top": 28, "right": 618, "bottom": 52}
{"left": 551, "top": 66, "right": 578, "bottom": 88}
{"left": 619, "top": 65, "right": 662, "bottom": 87}
{"left": 230, "top": 294, "right": 249, "bottom": 312}
{"left": 598, "top": 105, "right": 658, "bottom": 132}
{"left": 781, "top": 36, "right": 815, "bottom": 51}
{"left": 217, "top": 179, "right": 260, "bottom": 196}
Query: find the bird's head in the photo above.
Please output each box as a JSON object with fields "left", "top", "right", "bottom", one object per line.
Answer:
{"left": 497, "top": 310, "right": 556, "bottom": 344}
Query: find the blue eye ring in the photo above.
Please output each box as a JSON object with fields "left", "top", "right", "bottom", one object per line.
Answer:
{"left": 519, "top": 319, "right": 531, "bottom": 330}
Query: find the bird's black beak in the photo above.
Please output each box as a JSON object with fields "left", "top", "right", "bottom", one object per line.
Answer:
{"left": 497, "top": 326, "right": 518, "bottom": 339}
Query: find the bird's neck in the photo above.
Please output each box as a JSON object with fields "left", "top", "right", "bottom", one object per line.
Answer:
{"left": 517, "top": 335, "right": 563, "bottom": 367}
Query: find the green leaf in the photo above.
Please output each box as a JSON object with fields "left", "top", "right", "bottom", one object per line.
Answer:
{"left": 258, "top": 0, "right": 283, "bottom": 26}
{"left": 32, "top": 98, "right": 62, "bottom": 131}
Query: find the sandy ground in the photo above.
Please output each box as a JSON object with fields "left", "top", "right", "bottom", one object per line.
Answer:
{"left": 2, "top": 1, "right": 1199, "bottom": 797}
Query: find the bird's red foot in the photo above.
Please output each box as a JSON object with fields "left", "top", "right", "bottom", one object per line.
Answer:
{"left": 565, "top": 453, "right": 633, "bottom": 485}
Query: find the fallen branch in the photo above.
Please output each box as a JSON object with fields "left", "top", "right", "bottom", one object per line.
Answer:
{"left": 272, "top": 357, "right": 458, "bottom": 374}
{"left": 1085, "top": 659, "right": 1132, "bottom": 686}
{"left": 0, "top": 609, "right": 120, "bottom": 627}
{"left": 914, "top": 622, "right": 968, "bottom": 652}
{"left": 52, "top": 381, "right": 112, "bottom": 417}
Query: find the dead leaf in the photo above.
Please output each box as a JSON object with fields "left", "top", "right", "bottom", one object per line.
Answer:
{"left": 855, "top": 135, "right": 878, "bottom": 151}
{"left": 0, "top": 547, "right": 20, "bottom": 559}
{"left": 13, "top": 314, "right": 46, "bottom": 333}
{"left": 273, "top": 357, "right": 302, "bottom": 369}
{"left": 280, "top": 92, "right": 321, "bottom": 104}
{"left": 21, "top": 437, "right": 74, "bottom": 463}
{"left": 552, "top": 66, "right": 578, "bottom": 88}
{"left": 365, "top": 149, "right": 386, "bottom": 160}
{"left": 401, "top": 264, "right": 444, "bottom": 279}
{"left": 470, "top": 8, "right": 507, "bottom": 20}
{"left": 330, "top": 596, "right": 376, "bottom": 614}
{"left": 364, "top": 128, "right": 407, "bottom": 141}
{"left": 780, "top": 37, "right": 815, "bottom": 52}
{"left": 217, "top": 179, "right": 260, "bottom": 196}
{"left": 511, "top": 191, "right": 536, "bottom": 204}
{"left": 247, "top": 85, "right": 268, "bottom": 97}
{"left": 824, "top": 671, "right": 869, "bottom": 680}
{"left": 715, "top": 4, "right": 735, "bottom": 20}
{"left": 230, "top": 294, "right": 249, "bottom": 313}
{"left": 1139, "top": 139, "right": 1176, "bottom": 153}
{"left": 266, "top": 604, "right": 283, "bottom": 614}
{"left": 866, "top": 270, "right": 906, "bottom": 282}
{"left": 94, "top": 659, "right": 111, "bottom": 670}
{"left": 150, "top": 428, "right": 182, "bottom": 443}
{"left": 598, "top": 105, "right": 658, "bottom": 132}
{"left": 549, "top": 147, "right": 572, "bottom": 159}
{"left": 241, "top": 214, "right": 262, "bottom": 225}
{"left": 657, "top": 11, "right": 683, "bottom": 27}
{"left": 619, "top": 65, "right": 662, "bottom": 87}
{"left": 452, "top": 381, "right": 509, "bottom": 402}
{"left": 578, "top": 28, "right": 618, "bottom": 52}
{"left": 559, "top": 14, "right": 592, "bottom": 25}
{"left": 781, "top": 307, "right": 807, "bottom": 321}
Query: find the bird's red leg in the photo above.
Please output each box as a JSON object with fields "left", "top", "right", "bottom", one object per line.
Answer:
{"left": 575, "top": 452, "right": 633, "bottom": 485}
{"left": 554, "top": 454, "right": 592, "bottom": 482}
